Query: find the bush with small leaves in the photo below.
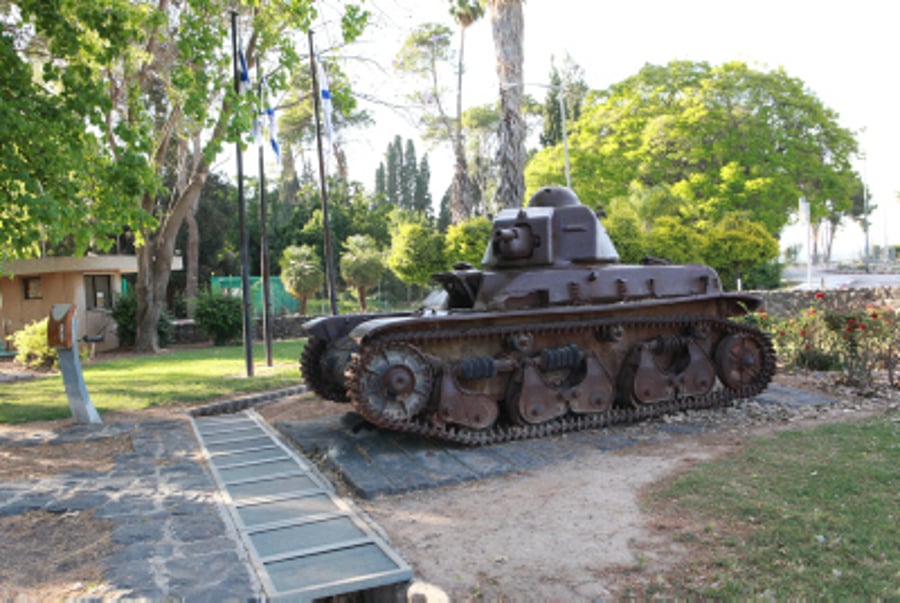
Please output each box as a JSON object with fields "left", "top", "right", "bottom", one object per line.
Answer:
{"left": 194, "top": 288, "right": 243, "bottom": 346}
{"left": 111, "top": 290, "right": 173, "bottom": 348}
{"left": 10, "top": 318, "right": 57, "bottom": 369}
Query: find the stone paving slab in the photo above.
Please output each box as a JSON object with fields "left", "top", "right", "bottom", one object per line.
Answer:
{"left": 276, "top": 383, "right": 842, "bottom": 500}
{"left": 0, "top": 418, "right": 261, "bottom": 599}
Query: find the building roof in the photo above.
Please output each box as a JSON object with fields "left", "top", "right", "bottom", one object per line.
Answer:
{"left": 2, "top": 255, "right": 182, "bottom": 277}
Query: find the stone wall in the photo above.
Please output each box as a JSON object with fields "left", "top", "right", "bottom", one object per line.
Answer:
{"left": 753, "top": 286, "right": 900, "bottom": 319}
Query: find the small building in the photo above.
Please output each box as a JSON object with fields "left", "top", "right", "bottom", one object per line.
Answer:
{"left": 1, "top": 255, "right": 181, "bottom": 353}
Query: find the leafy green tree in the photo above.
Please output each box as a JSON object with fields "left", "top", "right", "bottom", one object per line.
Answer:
{"left": 702, "top": 212, "right": 779, "bottom": 290}
{"left": 540, "top": 54, "right": 588, "bottom": 149}
{"left": 374, "top": 137, "right": 430, "bottom": 215}
{"left": 604, "top": 206, "right": 645, "bottom": 264}
{"left": 340, "top": 234, "right": 385, "bottom": 311}
{"left": 388, "top": 222, "right": 446, "bottom": 292}
{"left": 1, "top": 2, "right": 153, "bottom": 265}
{"left": 444, "top": 216, "right": 492, "bottom": 267}
{"left": 277, "top": 54, "right": 371, "bottom": 184}
{"left": 645, "top": 216, "right": 704, "bottom": 264}
{"left": 6, "top": 0, "right": 370, "bottom": 351}
{"left": 395, "top": 23, "right": 473, "bottom": 223}
{"left": 527, "top": 61, "right": 860, "bottom": 236}
{"left": 414, "top": 154, "right": 433, "bottom": 216}
{"left": 280, "top": 245, "right": 324, "bottom": 315}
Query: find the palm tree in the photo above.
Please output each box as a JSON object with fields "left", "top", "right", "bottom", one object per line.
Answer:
{"left": 339, "top": 235, "right": 385, "bottom": 311}
{"left": 486, "top": 0, "right": 526, "bottom": 209}
{"left": 449, "top": 0, "right": 484, "bottom": 223}
{"left": 279, "top": 245, "right": 324, "bottom": 315}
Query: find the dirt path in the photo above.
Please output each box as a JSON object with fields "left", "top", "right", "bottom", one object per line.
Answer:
{"left": 360, "top": 438, "right": 723, "bottom": 600}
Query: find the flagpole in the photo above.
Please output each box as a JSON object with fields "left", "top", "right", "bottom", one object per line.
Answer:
{"left": 230, "top": 10, "right": 254, "bottom": 376}
{"left": 257, "top": 65, "right": 274, "bottom": 367}
{"left": 308, "top": 30, "right": 338, "bottom": 316}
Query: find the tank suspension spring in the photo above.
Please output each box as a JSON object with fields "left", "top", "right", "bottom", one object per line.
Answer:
{"left": 540, "top": 344, "right": 583, "bottom": 371}
{"left": 459, "top": 356, "right": 496, "bottom": 381}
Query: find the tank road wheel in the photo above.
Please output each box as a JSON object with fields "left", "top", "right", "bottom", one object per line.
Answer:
{"left": 715, "top": 333, "right": 765, "bottom": 390}
{"left": 354, "top": 343, "right": 434, "bottom": 421}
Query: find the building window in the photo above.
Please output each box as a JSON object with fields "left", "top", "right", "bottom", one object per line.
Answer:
{"left": 23, "top": 277, "right": 42, "bottom": 300}
{"left": 85, "top": 275, "right": 112, "bottom": 310}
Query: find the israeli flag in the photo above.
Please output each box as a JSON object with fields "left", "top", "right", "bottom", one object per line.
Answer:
{"left": 259, "top": 76, "right": 280, "bottom": 163}
{"left": 316, "top": 53, "right": 335, "bottom": 154}
{"left": 238, "top": 45, "right": 251, "bottom": 94}
{"left": 266, "top": 106, "right": 281, "bottom": 163}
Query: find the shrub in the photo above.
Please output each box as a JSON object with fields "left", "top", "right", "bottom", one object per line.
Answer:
{"left": 194, "top": 288, "right": 243, "bottom": 346}
{"left": 10, "top": 318, "right": 57, "bottom": 369}
{"left": 7, "top": 318, "right": 91, "bottom": 369}
{"left": 747, "top": 292, "right": 900, "bottom": 389}
{"left": 111, "top": 290, "right": 173, "bottom": 348}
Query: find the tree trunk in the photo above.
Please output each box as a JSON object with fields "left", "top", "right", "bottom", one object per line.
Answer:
{"left": 300, "top": 296, "right": 308, "bottom": 315}
{"left": 450, "top": 147, "right": 472, "bottom": 224}
{"left": 449, "top": 25, "right": 472, "bottom": 224}
{"left": 489, "top": 0, "right": 526, "bottom": 209}
{"left": 357, "top": 285, "right": 367, "bottom": 311}
{"left": 134, "top": 163, "right": 209, "bottom": 352}
{"left": 184, "top": 195, "right": 200, "bottom": 317}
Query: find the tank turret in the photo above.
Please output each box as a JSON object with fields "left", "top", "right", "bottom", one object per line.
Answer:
{"left": 434, "top": 187, "right": 724, "bottom": 312}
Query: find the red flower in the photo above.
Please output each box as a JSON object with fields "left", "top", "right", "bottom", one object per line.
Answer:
{"left": 846, "top": 326, "right": 854, "bottom": 332}
{"left": 859, "top": 323, "right": 867, "bottom": 330}
{"left": 871, "top": 312, "right": 879, "bottom": 319}
{"left": 809, "top": 309, "right": 817, "bottom": 315}
{"left": 848, "top": 317, "right": 855, "bottom": 323}
{"left": 815, "top": 291, "right": 825, "bottom": 299}
{"left": 800, "top": 330, "right": 807, "bottom": 337}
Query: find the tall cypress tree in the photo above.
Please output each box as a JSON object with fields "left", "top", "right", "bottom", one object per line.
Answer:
{"left": 414, "top": 154, "right": 432, "bottom": 216}
{"left": 375, "top": 163, "right": 386, "bottom": 198}
{"left": 385, "top": 135, "right": 403, "bottom": 206}
{"left": 401, "top": 139, "right": 418, "bottom": 210}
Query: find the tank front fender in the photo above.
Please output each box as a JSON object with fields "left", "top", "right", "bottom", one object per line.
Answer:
{"left": 301, "top": 312, "right": 411, "bottom": 342}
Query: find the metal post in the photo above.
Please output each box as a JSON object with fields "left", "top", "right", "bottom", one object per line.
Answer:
{"left": 231, "top": 10, "right": 253, "bottom": 376}
{"left": 308, "top": 30, "right": 338, "bottom": 315}
{"left": 558, "top": 93, "right": 571, "bottom": 188}
{"left": 863, "top": 154, "right": 870, "bottom": 273}
{"left": 258, "top": 65, "right": 274, "bottom": 366}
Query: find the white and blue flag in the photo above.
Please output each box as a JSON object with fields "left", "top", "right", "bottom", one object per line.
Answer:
{"left": 238, "top": 43, "right": 251, "bottom": 94}
{"left": 316, "top": 53, "right": 335, "bottom": 154}
{"left": 258, "top": 76, "right": 281, "bottom": 164}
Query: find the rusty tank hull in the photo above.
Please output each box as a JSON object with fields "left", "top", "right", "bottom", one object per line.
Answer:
{"left": 300, "top": 187, "right": 775, "bottom": 444}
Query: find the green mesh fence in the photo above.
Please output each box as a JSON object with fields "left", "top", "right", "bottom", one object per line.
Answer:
{"left": 210, "top": 276, "right": 300, "bottom": 317}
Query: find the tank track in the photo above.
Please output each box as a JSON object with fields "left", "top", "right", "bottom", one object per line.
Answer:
{"left": 345, "top": 314, "right": 776, "bottom": 445}
{"left": 300, "top": 336, "right": 350, "bottom": 403}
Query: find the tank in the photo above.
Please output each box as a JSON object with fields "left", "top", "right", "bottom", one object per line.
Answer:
{"left": 300, "top": 187, "right": 775, "bottom": 445}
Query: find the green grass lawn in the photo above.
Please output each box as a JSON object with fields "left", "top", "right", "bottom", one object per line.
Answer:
{"left": 645, "top": 414, "right": 900, "bottom": 599}
{"left": 0, "top": 339, "right": 307, "bottom": 424}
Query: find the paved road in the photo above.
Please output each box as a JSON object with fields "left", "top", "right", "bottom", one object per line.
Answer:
{"left": 782, "top": 266, "right": 900, "bottom": 290}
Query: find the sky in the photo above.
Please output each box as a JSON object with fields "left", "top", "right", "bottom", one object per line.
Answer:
{"left": 302, "top": 0, "right": 899, "bottom": 261}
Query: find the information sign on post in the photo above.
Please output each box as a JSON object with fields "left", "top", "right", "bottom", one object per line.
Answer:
{"left": 48, "top": 304, "right": 102, "bottom": 424}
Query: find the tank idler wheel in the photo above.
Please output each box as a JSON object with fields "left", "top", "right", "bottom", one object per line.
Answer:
{"left": 357, "top": 343, "right": 434, "bottom": 421}
{"left": 715, "top": 333, "right": 764, "bottom": 390}
{"left": 301, "top": 336, "right": 350, "bottom": 403}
